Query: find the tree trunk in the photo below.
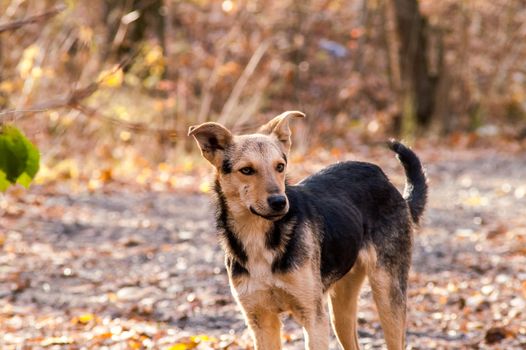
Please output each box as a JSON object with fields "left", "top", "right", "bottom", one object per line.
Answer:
{"left": 0, "top": 36, "right": 5, "bottom": 111}
{"left": 391, "top": 0, "right": 441, "bottom": 134}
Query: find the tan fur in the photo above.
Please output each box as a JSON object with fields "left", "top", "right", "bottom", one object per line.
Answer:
{"left": 258, "top": 110, "right": 305, "bottom": 153}
{"left": 246, "top": 308, "right": 282, "bottom": 350}
{"left": 231, "top": 223, "right": 329, "bottom": 350}
{"left": 330, "top": 244, "right": 407, "bottom": 350}
{"left": 357, "top": 245, "right": 407, "bottom": 350}
{"left": 368, "top": 268, "right": 406, "bottom": 350}
{"left": 329, "top": 258, "right": 367, "bottom": 350}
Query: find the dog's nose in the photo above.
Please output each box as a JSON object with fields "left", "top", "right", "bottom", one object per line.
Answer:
{"left": 267, "top": 195, "right": 287, "bottom": 211}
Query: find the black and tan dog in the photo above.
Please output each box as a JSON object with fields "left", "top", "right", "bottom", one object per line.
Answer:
{"left": 188, "top": 111, "right": 427, "bottom": 350}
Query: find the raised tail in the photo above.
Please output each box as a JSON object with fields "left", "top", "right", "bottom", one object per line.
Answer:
{"left": 387, "top": 140, "right": 428, "bottom": 224}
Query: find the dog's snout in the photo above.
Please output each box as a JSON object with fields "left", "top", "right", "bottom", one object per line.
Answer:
{"left": 267, "top": 195, "right": 287, "bottom": 211}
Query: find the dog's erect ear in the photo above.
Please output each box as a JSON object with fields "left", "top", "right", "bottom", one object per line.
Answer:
{"left": 188, "top": 122, "right": 233, "bottom": 168}
{"left": 258, "top": 110, "right": 305, "bottom": 153}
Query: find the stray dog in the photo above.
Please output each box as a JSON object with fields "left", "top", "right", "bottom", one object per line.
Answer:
{"left": 188, "top": 111, "right": 427, "bottom": 350}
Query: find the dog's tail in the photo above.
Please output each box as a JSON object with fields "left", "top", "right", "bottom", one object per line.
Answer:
{"left": 387, "top": 140, "right": 428, "bottom": 224}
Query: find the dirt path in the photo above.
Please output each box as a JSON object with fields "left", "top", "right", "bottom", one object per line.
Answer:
{"left": 1, "top": 148, "right": 525, "bottom": 349}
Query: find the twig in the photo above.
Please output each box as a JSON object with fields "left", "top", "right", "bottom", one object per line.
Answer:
{"left": 0, "top": 82, "right": 99, "bottom": 120}
{"left": 233, "top": 75, "right": 270, "bottom": 130}
{"left": 217, "top": 38, "right": 272, "bottom": 125}
{"left": 0, "top": 94, "right": 178, "bottom": 137}
{"left": 0, "top": 54, "right": 134, "bottom": 122}
{"left": 73, "top": 103, "right": 177, "bottom": 137}
{"left": 0, "top": 108, "right": 51, "bottom": 116}
{"left": 0, "top": 5, "right": 66, "bottom": 34}
{"left": 0, "top": 82, "right": 99, "bottom": 124}
{"left": 196, "top": 26, "right": 238, "bottom": 124}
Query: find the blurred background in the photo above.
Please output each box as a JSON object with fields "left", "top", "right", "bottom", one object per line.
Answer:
{"left": 1, "top": 1, "right": 526, "bottom": 349}
{"left": 1, "top": 0, "right": 525, "bottom": 190}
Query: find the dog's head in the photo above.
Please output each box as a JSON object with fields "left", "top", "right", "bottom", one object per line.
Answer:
{"left": 188, "top": 111, "right": 305, "bottom": 221}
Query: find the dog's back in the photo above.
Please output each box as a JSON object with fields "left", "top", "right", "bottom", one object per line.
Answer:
{"left": 285, "top": 142, "right": 427, "bottom": 290}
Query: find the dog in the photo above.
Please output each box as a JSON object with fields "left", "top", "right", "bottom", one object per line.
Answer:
{"left": 188, "top": 111, "right": 427, "bottom": 350}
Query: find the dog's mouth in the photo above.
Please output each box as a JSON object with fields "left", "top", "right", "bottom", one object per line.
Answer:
{"left": 249, "top": 206, "right": 287, "bottom": 221}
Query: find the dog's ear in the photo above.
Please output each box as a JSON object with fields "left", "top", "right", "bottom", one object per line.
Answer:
{"left": 259, "top": 110, "right": 305, "bottom": 153}
{"left": 188, "top": 122, "right": 233, "bottom": 168}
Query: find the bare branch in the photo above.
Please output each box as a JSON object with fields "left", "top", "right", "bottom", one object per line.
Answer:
{"left": 217, "top": 38, "right": 272, "bottom": 125}
{"left": 196, "top": 25, "right": 239, "bottom": 124}
{"left": 0, "top": 88, "right": 178, "bottom": 137}
{"left": 0, "top": 53, "right": 135, "bottom": 122}
{"left": 73, "top": 103, "right": 177, "bottom": 137}
{"left": 0, "top": 76, "right": 177, "bottom": 137}
{"left": 0, "top": 5, "right": 66, "bottom": 34}
{"left": 0, "top": 82, "right": 99, "bottom": 120}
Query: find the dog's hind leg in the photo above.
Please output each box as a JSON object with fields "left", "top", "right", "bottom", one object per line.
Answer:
{"left": 368, "top": 266, "right": 408, "bottom": 350}
{"left": 328, "top": 261, "right": 366, "bottom": 350}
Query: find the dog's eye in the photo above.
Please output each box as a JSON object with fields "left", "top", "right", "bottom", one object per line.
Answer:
{"left": 276, "top": 163, "right": 285, "bottom": 173}
{"left": 239, "top": 167, "right": 255, "bottom": 175}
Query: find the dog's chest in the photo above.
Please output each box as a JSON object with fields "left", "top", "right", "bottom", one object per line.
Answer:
{"left": 233, "top": 231, "right": 281, "bottom": 294}
{"left": 232, "top": 248, "right": 318, "bottom": 317}
{"left": 245, "top": 231, "right": 275, "bottom": 278}
{"left": 227, "top": 226, "right": 321, "bottom": 316}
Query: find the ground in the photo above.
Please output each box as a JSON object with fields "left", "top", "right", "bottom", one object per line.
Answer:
{"left": 1, "top": 146, "right": 525, "bottom": 349}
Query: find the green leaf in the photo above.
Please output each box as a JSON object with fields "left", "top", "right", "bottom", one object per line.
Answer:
{"left": 19, "top": 130, "right": 40, "bottom": 180}
{"left": 17, "top": 172, "right": 33, "bottom": 188}
{"left": 0, "top": 170, "right": 9, "bottom": 191}
{"left": 0, "top": 126, "right": 40, "bottom": 191}
{"left": 0, "top": 130, "right": 26, "bottom": 182}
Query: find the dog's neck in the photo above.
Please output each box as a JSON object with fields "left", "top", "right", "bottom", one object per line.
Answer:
{"left": 213, "top": 179, "right": 279, "bottom": 265}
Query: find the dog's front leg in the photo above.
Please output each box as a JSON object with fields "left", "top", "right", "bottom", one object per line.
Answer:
{"left": 245, "top": 309, "right": 282, "bottom": 350}
{"left": 301, "top": 308, "right": 330, "bottom": 350}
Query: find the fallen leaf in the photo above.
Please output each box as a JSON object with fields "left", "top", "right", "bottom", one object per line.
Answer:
{"left": 485, "top": 326, "right": 512, "bottom": 344}
{"left": 166, "top": 344, "right": 194, "bottom": 350}
{"left": 487, "top": 224, "right": 507, "bottom": 239}
{"left": 74, "top": 313, "right": 95, "bottom": 325}
{"left": 41, "top": 336, "right": 74, "bottom": 346}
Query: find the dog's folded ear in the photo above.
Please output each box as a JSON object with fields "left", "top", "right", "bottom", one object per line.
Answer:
{"left": 188, "top": 122, "right": 233, "bottom": 168}
{"left": 258, "top": 111, "right": 305, "bottom": 153}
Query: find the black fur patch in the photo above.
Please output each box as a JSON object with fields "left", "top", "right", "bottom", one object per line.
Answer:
{"left": 265, "top": 222, "right": 282, "bottom": 250}
{"left": 268, "top": 191, "right": 308, "bottom": 274}
{"left": 387, "top": 140, "right": 427, "bottom": 224}
{"left": 278, "top": 161, "right": 412, "bottom": 289}
{"left": 208, "top": 136, "right": 224, "bottom": 151}
{"left": 271, "top": 220, "right": 305, "bottom": 273}
{"left": 226, "top": 256, "right": 249, "bottom": 277}
{"left": 223, "top": 227, "right": 248, "bottom": 264}
{"left": 221, "top": 157, "right": 232, "bottom": 174}
{"left": 214, "top": 180, "right": 248, "bottom": 272}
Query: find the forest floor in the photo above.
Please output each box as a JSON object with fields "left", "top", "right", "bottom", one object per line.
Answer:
{"left": 1, "top": 145, "right": 526, "bottom": 349}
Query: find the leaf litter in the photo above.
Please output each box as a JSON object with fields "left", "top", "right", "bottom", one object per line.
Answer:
{"left": 1, "top": 146, "right": 525, "bottom": 349}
